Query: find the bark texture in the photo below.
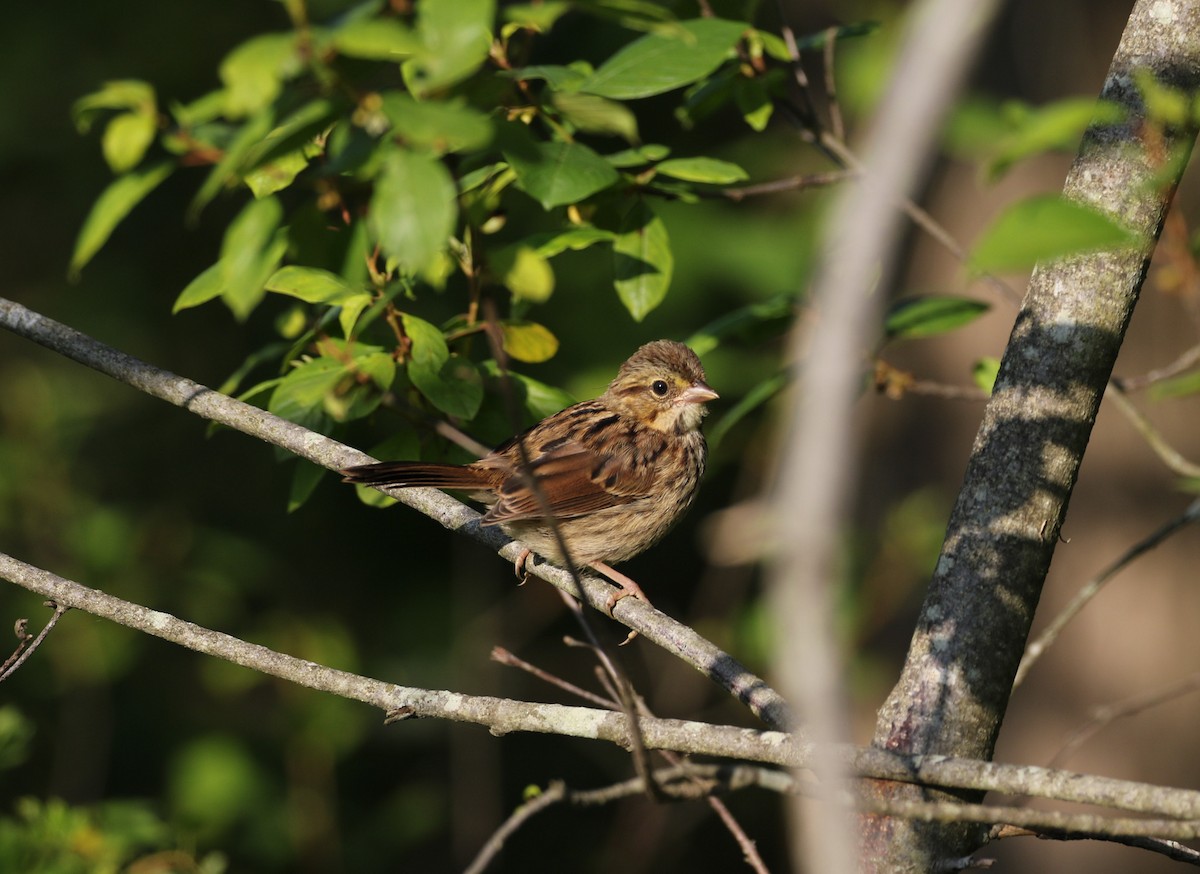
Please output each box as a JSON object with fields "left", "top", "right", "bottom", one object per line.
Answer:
{"left": 867, "top": 1, "right": 1200, "bottom": 869}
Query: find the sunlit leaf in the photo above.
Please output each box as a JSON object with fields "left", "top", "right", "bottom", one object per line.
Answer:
{"left": 265, "top": 266, "right": 359, "bottom": 304}
{"left": 70, "top": 161, "right": 173, "bottom": 277}
{"left": 220, "top": 33, "right": 302, "bottom": 117}
{"left": 551, "top": 92, "right": 639, "bottom": 143}
{"left": 733, "top": 77, "right": 773, "bottom": 131}
{"left": 72, "top": 79, "right": 155, "bottom": 131}
{"left": 494, "top": 245, "right": 555, "bottom": 302}
{"left": 244, "top": 150, "right": 308, "bottom": 197}
{"left": 884, "top": 296, "right": 990, "bottom": 340}
{"left": 972, "top": 357, "right": 1001, "bottom": 394}
{"left": 656, "top": 156, "right": 748, "bottom": 184}
{"left": 579, "top": 18, "right": 748, "bottom": 99}
{"left": 969, "top": 195, "right": 1140, "bottom": 274}
{"left": 369, "top": 149, "right": 457, "bottom": 273}
{"left": 613, "top": 199, "right": 672, "bottom": 321}
{"left": 504, "top": 63, "right": 592, "bottom": 92}
{"left": 405, "top": 0, "right": 494, "bottom": 96}
{"left": 219, "top": 196, "right": 284, "bottom": 320}
{"left": 501, "top": 321, "right": 559, "bottom": 363}
{"left": 605, "top": 143, "right": 671, "bottom": 167}
{"left": 332, "top": 17, "right": 419, "bottom": 60}
{"left": 173, "top": 263, "right": 224, "bottom": 313}
{"left": 101, "top": 111, "right": 157, "bottom": 173}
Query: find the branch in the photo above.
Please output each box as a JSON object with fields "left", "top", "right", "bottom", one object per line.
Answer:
{"left": 11, "top": 546, "right": 1200, "bottom": 828}
{"left": 0, "top": 295, "right": 791, "bottom": 731}
{"left": 0, "top": 550, "right": 796, "bottom": 763}
{"left": 872, "top": 0, "right": 1200, "bottom": 866}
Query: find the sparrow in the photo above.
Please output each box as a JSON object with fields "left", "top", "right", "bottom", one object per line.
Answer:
{"left": 342, "top": 339, "right": 717, "bottom": 612}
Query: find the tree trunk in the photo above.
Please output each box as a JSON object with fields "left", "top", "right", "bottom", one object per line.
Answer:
{"left": 866, "top": 0, "right": 1200, "bottom": 868}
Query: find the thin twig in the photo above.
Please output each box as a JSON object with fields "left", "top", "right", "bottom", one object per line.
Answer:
{"left": 822, "top": 26, "right": 844, "bottom": 142}
{"left": 490, "top": 645, "right": 617, "bottom": 710}
{"left": 1105, "top": 381, "right": 1200, "bottom": 477}
{"left": 1014, "top": 496, "right": 1200, "bottom": 687}
{"left": 1112, "top": 342, "right": 1200, "bottom": 391}
{"left": 0, "top": 602, "right": 69, "bottom": 682}
{"left": 493, "top": 642, "right": 774, "bottom": 872}
{"left": 719, "top": 170, "right": 854, "bottom": 202}
{"left": 463, "top": 781, "right": 567, "bottom": 874}
{"left": 1048, "top": 670, "right": 1200, "bottom": 770}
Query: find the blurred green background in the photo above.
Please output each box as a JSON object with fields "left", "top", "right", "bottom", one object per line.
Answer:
{"left": 6, "top": 1, "right": 1199, "bottom": 872}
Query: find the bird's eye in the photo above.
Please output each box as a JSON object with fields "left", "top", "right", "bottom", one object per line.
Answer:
{"left": 651, "top": 379, "right": 669, "bottom": 397}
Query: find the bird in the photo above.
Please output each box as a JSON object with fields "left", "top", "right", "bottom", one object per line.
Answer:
{"left": 342, "top": 339, "right": 718, "bottom": 613}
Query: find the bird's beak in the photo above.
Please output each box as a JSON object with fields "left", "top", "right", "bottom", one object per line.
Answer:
{"left": 680, "top": 382, "right": 719, "bottom": 405}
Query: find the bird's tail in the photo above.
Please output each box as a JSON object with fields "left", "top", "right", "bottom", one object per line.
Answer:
{"left": 341, "top": 461, "right": 486, "bottom": 490}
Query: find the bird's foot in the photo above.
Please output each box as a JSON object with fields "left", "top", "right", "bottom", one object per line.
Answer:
{"left": 592, "top": 561, "right": 651, "bottom": 645}
{"left": 513, "top": 548, "right": 532, "bottom": 585}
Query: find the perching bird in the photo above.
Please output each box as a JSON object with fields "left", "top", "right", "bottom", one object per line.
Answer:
{"left": 342, "top": 339, "right": 717, "bottom": 611}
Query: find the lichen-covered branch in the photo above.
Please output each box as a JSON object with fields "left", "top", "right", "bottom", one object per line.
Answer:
{"left": 869, "top": 0, "right": 1200, "bottom": 868}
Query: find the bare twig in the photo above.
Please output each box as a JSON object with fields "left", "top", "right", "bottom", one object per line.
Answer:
{"left": 491, "top": 646, "right": 616, "bottom": 709}
{"left": 718, "top": 170, "right": 854, "bottom": 202}
{"left": 0, "top": 602, "right": 69, "bottom": 682}
{"left": 1015, "top": 496, "right": 1200, "bottom": 687}
{"left": 1112, "top": 342, "right": 1200, "bottom": 391}
{"left": 464, "top": 781, "right": 567, "bottom": 874}
{"left": 1048, "top": 670, "right": 1200, "bottom": 770}
{"left": 1103, "top": 382, "right": 1200, "bottom": 478}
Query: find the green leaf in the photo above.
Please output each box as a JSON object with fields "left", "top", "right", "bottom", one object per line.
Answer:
{"left": 332, "top": 17, "right": 420, "bottom": 60}
{"left": 414, "top": 356, "right": 484, "bottom": 419}
{"left": 551, "top": 92, "right": 639, "bottom": 143}
{"left": 101, "top": 111, "right": 157, "bottom": 173}
{"left": 265, "top": 266, "right": 359, "bottom": 304}
{"left": 219, "top": 196, "right": 284, "bottom": 320}
{"left": 969, "top": 195, "right": 1140, "bottom": 274}
{"left": 527, "top": 226, "right": 615, "bottom": 257}
{"left": 269, "top": 345, "right": 393, "bottom": 428}
{"left": 972, "top": 357, "right": 1001, "bottom": 395}
{"left": 708, "top": 370, "right": 789, "bottom": 449}
{"left": 72, "top": 79, "right": 155, "bottom": 132}
{"left": 501, "top": 321, "right": 559, "bottom": 363}
{"left": 494, "top": 245, "right": 555, "bottom": 302}
{"left": 219, "top": 33, "right": 302, "bottom": 117}
{"left": 70, "top": 161, "right": 174, "bottom": 277}
{"left": 613, "top": 199, "right": 673, "bottom": 321}
{"left": 377, "top": 92, "right": 494, "bottom": 154}
{"left": 244, "top": 150, "right": 309, "bottom": 197}
{"left": 1149, "top": 368, "right": 1200, "bottom": 400}
{"left": 884, "top": 296, "right": 990, "bottom": 340}
{"left": 369, "top": 149, "right": 458, "bottom": 273}
{"left": 506, "top": 63, "right": 592, "bottom": 92}
{"left": 605, "top": 143, "right": 671, "bottom": 167}
{"left": 401, "top": 312, "right": 449, "bottom": 368}
{"left": 191, "top": 108, "right": 275, "bottom": 214}
{"left": 505, "top": 140, "right": 620, "bottom": 209}
{"left": 174, "top": 263, "right": 224, "bottom": 313}
{"left": 288, "top": 460, "right": 326, "bottom": 513}
{"left": 480, "top": 360, "right": 574, "bottom": 420}
{"left": 946, "top": 97, "right": 1126, "bottom": 179}
{"left": 503, "top": 2, "right": 572, "bottom": 32}
{"left": 733, "top": 77, "right": 773, "bottom": 131}
{"left": 579, "top": 18, "right": 747, "bottom": 100}
{"left": 401, "top": 314, "right": 482, "bottom": 418}
{"left": 405, "top": 0, "right": 495, "bottom": 96}
{"left": 686, "top": 294, "right": 794, "bottom": 356}
{"left": 656, "top": 156, "right": 748, "bottom": 184}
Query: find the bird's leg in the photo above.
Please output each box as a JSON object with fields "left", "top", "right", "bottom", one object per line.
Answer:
{"left": 513, "top": 548, "right": 532, "bottom": 585}
{"left": 591, "top": 561, "right": 652, "bottom": 614}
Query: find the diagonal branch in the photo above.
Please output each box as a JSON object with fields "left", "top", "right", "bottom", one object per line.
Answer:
{"left": 0, "top": 295, "right": 791, "bottom": 730}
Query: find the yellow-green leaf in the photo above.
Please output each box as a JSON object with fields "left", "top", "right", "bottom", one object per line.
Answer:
{"left": 70, "top": 161, "right": 173, "bottom": 277}
{"left": 501, "top": 321, "right": 559, "bottom": 363}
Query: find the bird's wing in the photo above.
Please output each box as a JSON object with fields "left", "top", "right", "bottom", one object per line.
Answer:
{"left": 481, "top": 437, "right": 656, "bottom": 525}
